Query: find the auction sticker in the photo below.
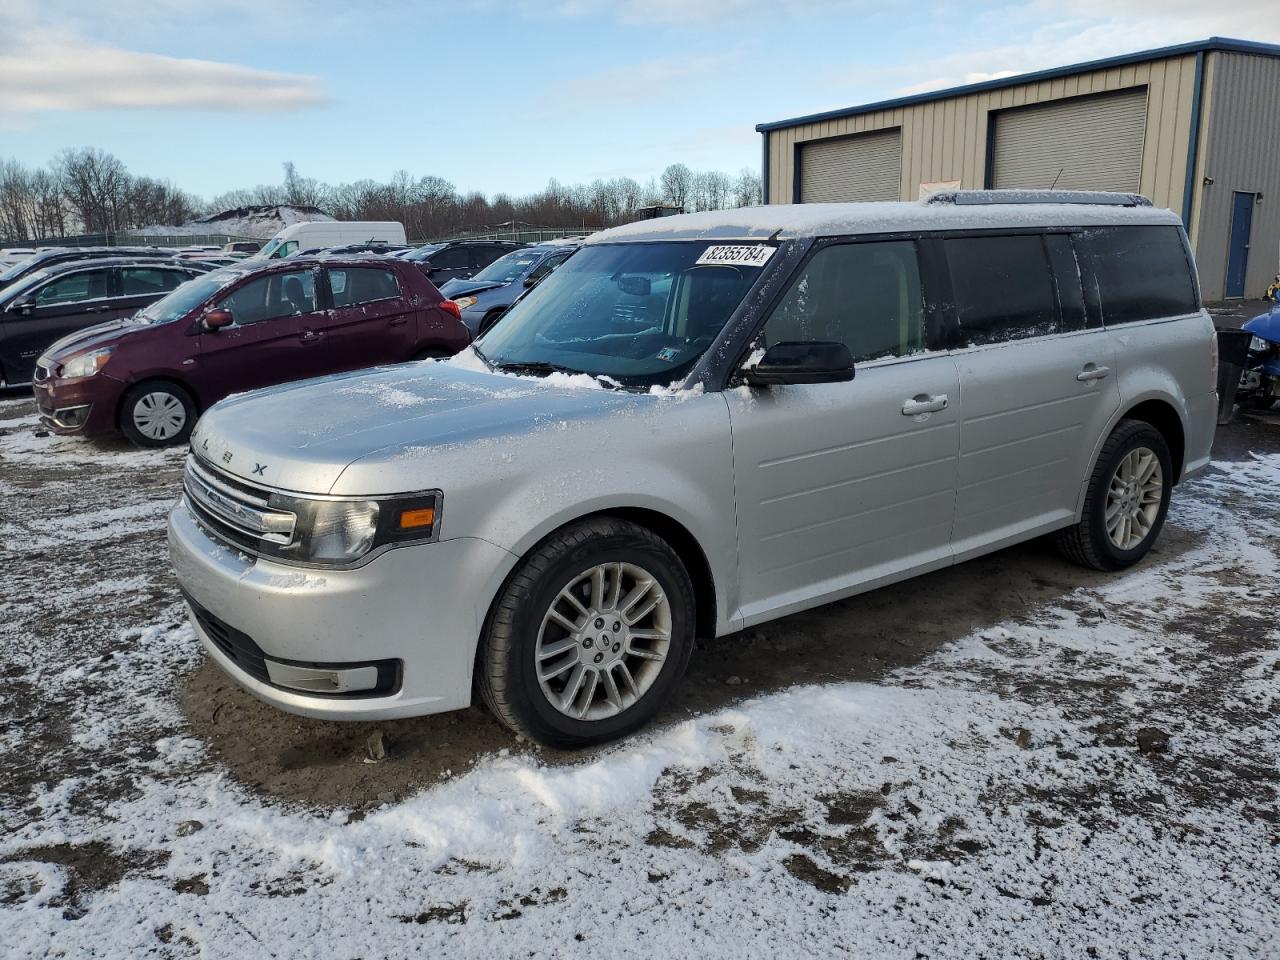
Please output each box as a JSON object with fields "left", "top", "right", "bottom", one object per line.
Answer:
{"left": 695, "top": 245, "right": 776, "bottom": 268}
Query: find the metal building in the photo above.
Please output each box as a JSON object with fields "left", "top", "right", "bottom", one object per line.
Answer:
{"left": 756, "top": 37, "right": 1280, "bottom": 301}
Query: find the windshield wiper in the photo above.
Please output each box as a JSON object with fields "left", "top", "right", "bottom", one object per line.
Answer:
{"left": 471, "top": 342, "right": 494, "bottom": 370}
{"left": 492, "top": 359, "right": 583, "bottom": 377}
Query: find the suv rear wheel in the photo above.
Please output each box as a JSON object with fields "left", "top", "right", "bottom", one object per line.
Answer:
{"left": 479, "top": 518, "right": 695, "bottom": 748}
{"left": 1056, "top": 419, "right": 1172, "bottom": 571}
{"left": 120, "top": 381, "right": 196, "bottom": 448}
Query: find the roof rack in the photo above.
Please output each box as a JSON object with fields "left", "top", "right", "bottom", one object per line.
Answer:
{"left": 924, "top": 189, "right": 1152, "bottom": 207}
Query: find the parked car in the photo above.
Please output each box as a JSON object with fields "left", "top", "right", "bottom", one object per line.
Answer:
{"left": 439, "top": 244, "right": 577, "bottom": 336}
{"left": 311, "top": 243, "right": 411, "bottom": 257}
{"left": 0, "top": 258, "right": 212, "bottom": 387}
{"left": 167, "top": 191, "right": 1216, "bottom": 749}
{"left": 33, "top": 256, "right": 469, "bottom": 445}
{"left": 258, "top": 221, "right": 407, "bottom": 259}
{"left": 223, "top": 241, "right": 262, "bottom": 257}
{"left": 0, "top": 247, "right": 178, "bottom": 294}
{"left": 404, "top": 240, "right": 525, "bottom": 287}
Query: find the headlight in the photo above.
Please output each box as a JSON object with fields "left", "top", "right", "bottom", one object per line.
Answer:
{"left": 1250, "top": 336, "right": 1270, "bottom": 352}
{"left": 60, "top": 347, "right": 114, "bottom": 379}
{"left": 452, "top": 296, "right": 478, "bottom": 310}
{"left": 261, "top": 491, "right": 440, "bottom": 567}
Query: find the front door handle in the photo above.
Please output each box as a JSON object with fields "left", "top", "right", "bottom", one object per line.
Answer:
{"left": 299, "top": 330, "right": 322, "bottom": 343}
{"left": 902, "top": 394, "right": 949, "bottom": 416}
{"left": 1076, "top": 364, "right": 1111, "bottom": 382}
{"left": 389, "top": 316, "right": 408, "bottom": 327}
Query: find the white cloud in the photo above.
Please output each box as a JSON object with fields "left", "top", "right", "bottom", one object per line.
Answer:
{"left": 0, "top": 19, "right": 327, "bottom": 117}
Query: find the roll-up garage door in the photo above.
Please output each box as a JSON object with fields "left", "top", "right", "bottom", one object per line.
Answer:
{"left": 992, "top": 88, "right": 1147, "bottom": 192}
{"left": 799, "top": 129, "right": 902, "bottom": 203}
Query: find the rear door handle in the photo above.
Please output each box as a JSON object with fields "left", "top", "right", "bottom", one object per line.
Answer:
{"left": 1077, "top": 364, "right": 1111, "bottom": 382}
{"left": 389, "top": 316, "right": 408, "bottom": 327}
{"left": 902, "top": 394, "right": 949, "bottom": 416}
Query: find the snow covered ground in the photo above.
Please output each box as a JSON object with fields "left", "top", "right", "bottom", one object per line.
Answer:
{"left": 0, "top": 394, "right": 1277, "bottom": 959}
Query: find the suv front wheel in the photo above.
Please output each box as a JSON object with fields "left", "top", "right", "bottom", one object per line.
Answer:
{"left": 1056, "top": 419, "right": 1173, "bottom": 571}
{"left": 479, "top": 518, "right": 696, "bottom": 748}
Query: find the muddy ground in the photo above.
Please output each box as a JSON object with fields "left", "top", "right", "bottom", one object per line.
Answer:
{"left": 1, "top": 391, "right": 1278, "bottom": 957}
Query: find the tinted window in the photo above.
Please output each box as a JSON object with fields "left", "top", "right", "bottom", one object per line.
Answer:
{"left": 122, "top": 268, "right": 184, "bottom": 296}
{"left": 528, "top": 252, "right": 572, "bottom": 283}
{"left": 1045, "top": 234, "right": 1089, "bottom": 332}
{"left": 761, "top": 241, "right": 925, "bottom": 362}
{"left": 946, "top": 235, "right": 1057, "bottom": 346}
{"left": 328, "top": 268, "right": 400, "bottom": 307}
{"left": 472, "top": 246, "right": 510, "bottom": 268}
{"left": 1075, "top": 225, "right": 1198, "bottom": 324}
{"left": 431, "top": 247, "right": 472, "bottom": 269}
{"left": 35, "top": 269, "right": 111, "bottom": 306}
{"left": 219, "top": 270, "right": 316, "bottom": 326}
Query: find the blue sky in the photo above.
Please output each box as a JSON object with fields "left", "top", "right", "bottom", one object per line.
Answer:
{"left": 1, "top": 0, "right": 1276, "bottom": 202}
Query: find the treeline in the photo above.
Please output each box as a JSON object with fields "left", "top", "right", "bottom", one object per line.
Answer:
{"left": 0, "top": 151, "right": 762, "bottom": 243}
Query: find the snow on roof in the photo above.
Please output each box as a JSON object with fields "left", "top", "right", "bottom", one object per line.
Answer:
{"left": 586, "top": 195, "right": 1182, "bottom": 244}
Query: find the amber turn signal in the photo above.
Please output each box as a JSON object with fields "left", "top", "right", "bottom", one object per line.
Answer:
{"left": 397, "top": 506, "right": 435, "bottom": 530}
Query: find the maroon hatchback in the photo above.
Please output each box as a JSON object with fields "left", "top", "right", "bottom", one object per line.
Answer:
{"left": 32, "top": 257, "right": 470, "bottom": 446}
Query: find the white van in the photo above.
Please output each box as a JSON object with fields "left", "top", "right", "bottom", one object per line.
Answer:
{"left": 257, "top": 221, "right": 407, "bottom": 259}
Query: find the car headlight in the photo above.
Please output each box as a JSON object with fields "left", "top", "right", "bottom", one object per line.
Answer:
{"left": 452, "top": 296, "right": 478, "bottom": 310}
{"left": 1250, "top": 336, "right": 1270, "bottom": 352}
{"left": 260, "top": 491, "right": 441, "bottom": 567}
{"left": 60, "top": 347, "right": 114, "bottom": 379}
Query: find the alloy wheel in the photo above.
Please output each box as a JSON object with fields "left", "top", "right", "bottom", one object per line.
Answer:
{"left": 535, "top": 561, "right": 672, "bottom": 721}
{"left": 1105, "top": 446, "right": 1163, "bottom": 550}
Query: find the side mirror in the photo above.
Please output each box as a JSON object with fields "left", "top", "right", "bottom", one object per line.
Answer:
{"left": 203, "top": 308, "right": 234, "bottom": 331}
{"left": 9, "top": 296, "right": 35, "bottom": 315}
{"left": 615, "top": 275, "right": 650, "bottom": 297}
{"left": 523, "top": 274, "right": 541, "bottom": 288}
{"left": 741, "top": 341, "right": 855, "bottom": 387}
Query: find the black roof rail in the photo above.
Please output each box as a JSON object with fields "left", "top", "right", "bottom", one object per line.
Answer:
{"left": 924, "top": 189, "right": 1152, "bottom": 207}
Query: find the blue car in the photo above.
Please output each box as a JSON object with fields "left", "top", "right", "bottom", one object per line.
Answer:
{"left": 438, "top": 244, "right": 577, "bottom": 336}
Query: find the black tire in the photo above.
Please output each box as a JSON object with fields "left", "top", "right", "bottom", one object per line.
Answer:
{"left": 1055, "top": 419, "right": 1173, "bottom": 572}
{"left": 412, "top": 346, "right": 451, "bottom": 362}
{"left": 478, "top": 308, "right": 507, "bottom": 337}
{"left": 478, "top": 518, "right": 696, "bottom": 748}
{"left": 119, "top": 380, "right": 197, "bottom": 448}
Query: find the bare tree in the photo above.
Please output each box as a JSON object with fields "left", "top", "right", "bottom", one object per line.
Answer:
{"left": 734, "top": 167, "right": 763, "bottom": 208}
{"left": 660, "top": 163, "right": 694, "bottom": 211}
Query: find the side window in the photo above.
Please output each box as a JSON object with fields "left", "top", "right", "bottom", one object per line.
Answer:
{"left": 474, "top": 246, "right": 507, "bottom": 268}
{"left": 431, "top": 247, "right": 471, "bottom": 270}
{"left": 1044, "top": 235, "right": 1089, "bottom": 332}
{"left": 35, "top": 269, "right": 111, "bottom": 306}
{"left": 122, "top": 268, "right": 184, "bottom": 296}
{"left": 945, "top": 235, "right": 1058, "bottom": 346}
{"left": 328, "top": 268, "right": 401, "bottom": 307}
{"left": 761, "top": 241, "right": 926, "bottom": 363}
{"left": 1074, "top": 225, "right": 1199, "bottom": 325}
{"left": 529, "top": 252, "right": 571, "bottom": 283}
{"left": 219, "top": 270, "right": 316, "bottom": 326}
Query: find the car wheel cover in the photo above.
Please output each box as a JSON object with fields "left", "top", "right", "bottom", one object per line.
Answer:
{"left": 132, "top": 391, "right": 186, "bottom": 441}
{"left": 1105, "top": 446, "right": 1162, "bottom": 550}
{"left": 535, "top": 561, "right": 672, "bottom": 721}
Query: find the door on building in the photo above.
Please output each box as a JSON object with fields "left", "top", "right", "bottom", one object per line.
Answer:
{"left": 798, "top": 129, "right": 902, "bottom": 203}
{"left": 990, "top": 88, "right": 1147, "bottom": 193}
{"left": 1225, "top": 191, "right": 1256, "bottom": 299}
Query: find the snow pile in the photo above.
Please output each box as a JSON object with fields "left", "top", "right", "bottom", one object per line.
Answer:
{"left": 137, "top": 204, "right": 333, "bottom": 239}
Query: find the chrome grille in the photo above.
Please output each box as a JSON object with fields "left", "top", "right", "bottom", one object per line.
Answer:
{"left": 183, "top": 456, "right": 296, "bottom": 548}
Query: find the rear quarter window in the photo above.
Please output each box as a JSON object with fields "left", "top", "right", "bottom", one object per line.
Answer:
{"left": 1074, "top": 225, "right": 1199, "bottom": 325}
{"left": 328, "top": 268, "right": 401, "bottom": 306}
{"left": 945, "top": 235, "right": 1058, "bottom": 346}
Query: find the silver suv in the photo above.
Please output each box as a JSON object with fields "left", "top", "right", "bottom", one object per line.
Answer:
{"left": 168, "top": 191, "right": 1217, "bottom": 748}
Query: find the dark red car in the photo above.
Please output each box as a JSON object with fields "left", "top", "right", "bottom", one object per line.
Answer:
{"left": 33, "top": 257, "right": 470, "bottom": 446}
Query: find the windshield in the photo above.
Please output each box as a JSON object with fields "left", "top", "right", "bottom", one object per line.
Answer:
{"left": 476, "top": 241, "right": 770, "bottom": 387}
{"left": 404, "top": 244, "right": 443, "bottom": 262}
{"left": 0, "top": 255, "right": 39, "bottom": 285}
{"left": 0, "top": 267, "right": 53, "bottom": 304}
{"left": 136, "top": 270, "right": 242, "bottom": 324}
{"left": 471, "top": 250, "right": 545, "bottom": 284}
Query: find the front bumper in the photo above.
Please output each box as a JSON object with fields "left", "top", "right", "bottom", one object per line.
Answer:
{"left": 168, "top": 498, "right": 519, "bottom": 720}
{"left": 32, "top": 373, "right": 123, "bottom": 436}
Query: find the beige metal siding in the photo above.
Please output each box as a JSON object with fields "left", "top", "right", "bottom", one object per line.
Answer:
{"left": 991, "top": 88, "right": 1147, "bottom": 191}
{"left": 1192, "top": 53, "right": 1280, "bottom": 300}
{"left": 799, "top": 129, "right": 902, "bottom": 202}
{"left": 766, "top": 53, "right": 1199, "bottom": 217}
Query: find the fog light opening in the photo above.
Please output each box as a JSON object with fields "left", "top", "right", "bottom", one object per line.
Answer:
{"left": 264, "top": 660, "right": 380, "bottom": 694}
